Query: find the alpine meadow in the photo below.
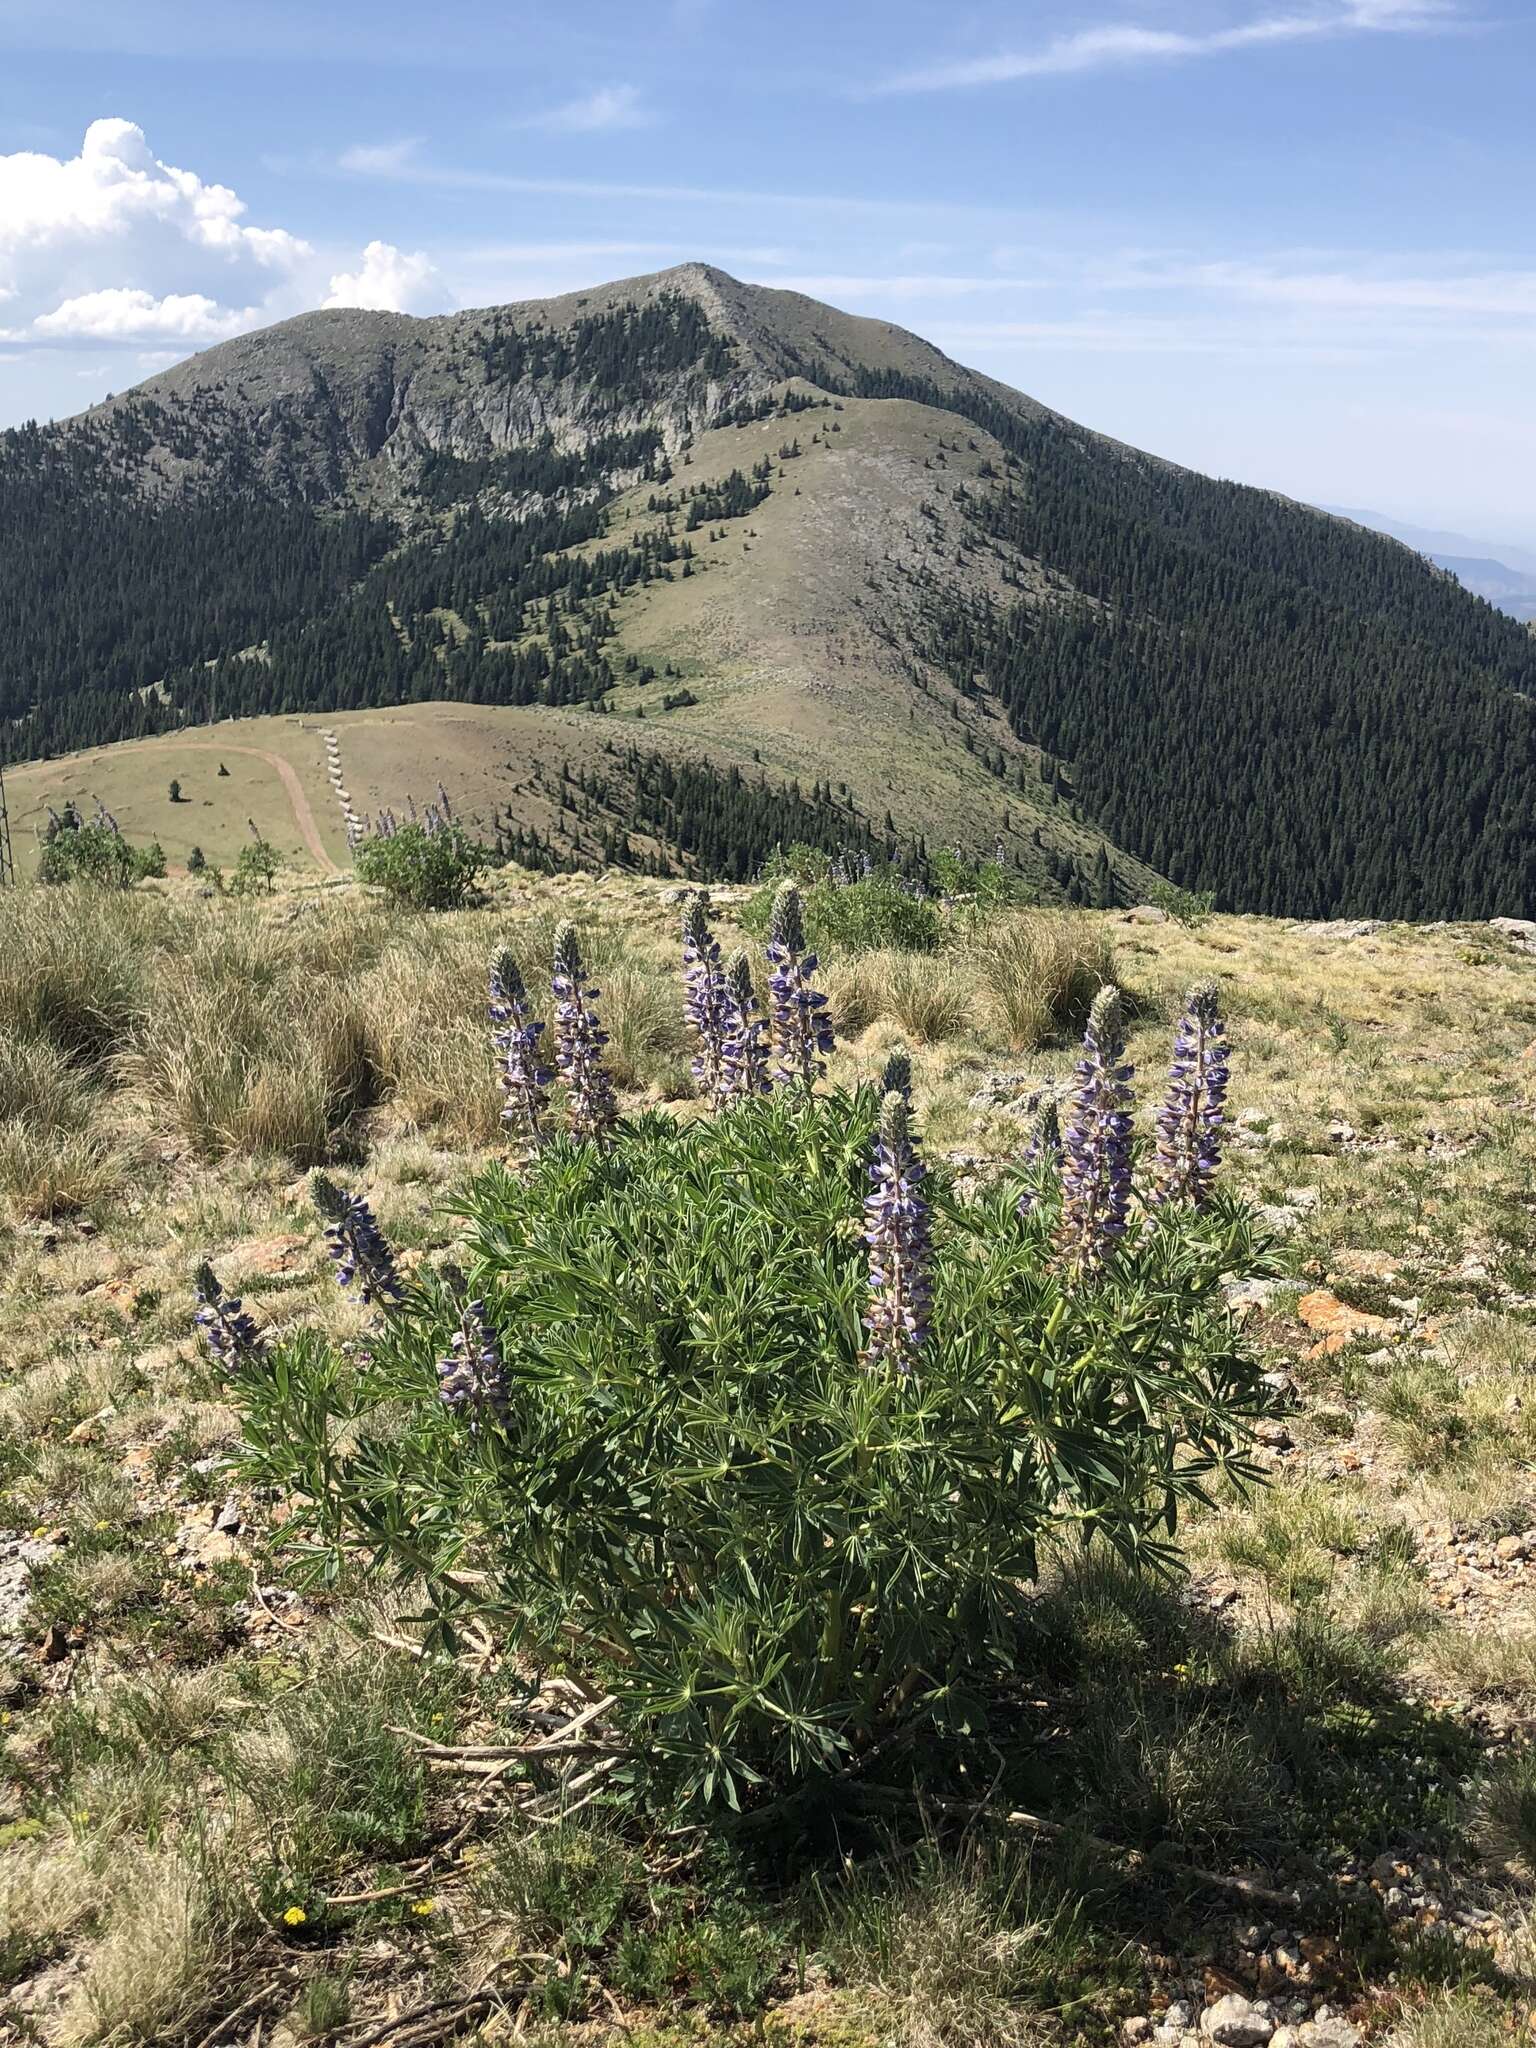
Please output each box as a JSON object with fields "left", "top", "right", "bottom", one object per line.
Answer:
{"left": 5, "top": 17, "right": 1536, "bottom": 2048}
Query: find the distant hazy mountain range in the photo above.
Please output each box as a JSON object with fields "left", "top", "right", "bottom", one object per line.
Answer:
{"left": 1324, "top": 506, "right": 1536, "bottom": 622}
{"left": 3, "top": 265, "right": 1534, "bottom": 919}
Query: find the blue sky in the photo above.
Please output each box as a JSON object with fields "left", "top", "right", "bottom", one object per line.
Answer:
{"left": 3, "top": 0, "right": 1534, "bottom": 544}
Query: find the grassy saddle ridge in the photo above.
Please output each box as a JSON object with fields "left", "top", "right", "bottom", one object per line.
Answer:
{"left": 237, "top": 1075, "right": 1278, "bottom": 1814}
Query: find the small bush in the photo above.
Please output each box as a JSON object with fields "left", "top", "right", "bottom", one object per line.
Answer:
{"left": 743, "top": 866, "right": 943, "bottom": 956}
{"left": 237, "top": 1090, "right": 1270, "bottom": 1812}
{"left": 230, "top": 835, "right": 279, "bottom": 896}
{"left": 355, "top": 823, "right": 483, "bottom": 910}
{"left": 38, "top": 819, "right": 140, "bottom": 889}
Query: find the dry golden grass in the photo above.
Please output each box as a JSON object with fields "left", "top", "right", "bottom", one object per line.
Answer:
{"left": 4, "top": 875, "right": 1536, "bottom": 2044}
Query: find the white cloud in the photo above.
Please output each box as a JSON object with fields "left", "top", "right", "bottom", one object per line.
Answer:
{"left": 514, "top": 85, "right": 653, "bottom": 133}
{"left": 34, "top": 286, "right": 256, "bottom": 340}
{"left": 0, "top": 118, "right": 448, "bottom": 358}
{"left": 339, "top": 139, "right": 422, "bottom": 175}
{"left": 1189, "top": 260, "right": 1536, "bottom": 315}
{"left": 875, "top": 1, "right": 1461, "bottom": 92}
{"left": 324, "top": 240, "right": 440, "bottom": 313}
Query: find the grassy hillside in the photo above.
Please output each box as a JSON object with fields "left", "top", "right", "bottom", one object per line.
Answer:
{"left": 2, "top": 866, "right": 1536, "bottom": 2045}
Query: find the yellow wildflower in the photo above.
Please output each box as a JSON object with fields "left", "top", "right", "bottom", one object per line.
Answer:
{"left": 283, "top": 1906, "right": 307, "bottom": 1927}
{"left": 410, "top": 1898, "right": 437, "bottom": 1917}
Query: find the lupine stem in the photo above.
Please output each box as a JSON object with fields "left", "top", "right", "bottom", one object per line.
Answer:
{"left": 863, "top": 1090, "right": 932, "bottom": 1376}
{"left": 192, "top": 1261, "right": 263, "bottom": 1371}
{"left": 552, "top": 922, "right": 618, "bottom": 1145}
{"left": 311, "top": 1176, "right": 404, "bottom": 1307}
{"left": 1055, "top": 986, "right": 1134, "bottom": 1274}
{"left": 489, "top": 948, "right": 552, "bottom": 1156}
{"left": 1153, "top": 980, "right": 1229, "bottom": 1209}
{"left": 719, "top": 949, "right": 772, "bottom": 1105}
{"left": 766, "top": 882, "right": 835, "bottom": 1088}
{"left": 682, "top": 895, "right": 732, "bottom": 1108}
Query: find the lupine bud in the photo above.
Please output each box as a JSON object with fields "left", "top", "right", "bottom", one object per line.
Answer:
{"left": 552, "top": 922, "right": 618, "bottom": 1144}
{"left": 437, "top": 1291, "right": 508, "bottom": 1424}
{"left": 863, "top": 1090, "right": 933, "bottom": 1376}
{"left": 1055, "top": 987, "right": 1135, "bottom": 1273}
{"left": 719, "top": 949, "right": 772, "bottom": 1103}
{"left": 765, "top": 882, "right": 834, "bottom": 1088}
{"left": 681, "top": 895, "right": 731, "bottom": 1106}
{"left": 489, "top": 948, "right": 552, "bottom": 1155}
{"left": 1016, "top": 1088, "right": 1063, "bottom": 1219}
{"left": 1153, "top": 980, "right": 1229, "bottom": 1210}
{"left": 192, "top": 1260, "right": 263, "bottom": 1371}
{"left": 879, "top": 1048, "right": 913, "bottom": 1100}
{"left": 312, "top": 1175, "right": 404, "bottom": 1306}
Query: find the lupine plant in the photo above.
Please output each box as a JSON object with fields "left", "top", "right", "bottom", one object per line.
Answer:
{"left": 681, "top": 895, "right": 732, "bottom": 1106}
{"left": 551, "top": 922, "right": 618, "bottom": 1145}
{"left": 192, "top": 1260, "right": 264, "bottom": 1372}
{"left": 861, "top": 1090, "right": 932, "bottom": 1376}
{"left": 1015, "top": 1089, "right": 1064, "bottom": 1220}
{"left": 311, "top": 1175, "right": 403, "bottom": 1307}
{"left": 235, "top": 1045, "right": 1274, "bottom": 1813}
{"left": 719, "top": 950, "right": 772, "bottom": 1105}
{"left": 765, "top": 882, "right": 835, "bottom": 1088}
{"left": 1055, "top": 986, "right": 1135, "bottom": 1273}
{"left": 488, "top": 948, "right": 551, "bottom": 1156}
{"left": 1154, "top": 980, "right": 1230, "bottom": 1209}
{"left": 436, "top": 1277, "right": 509, "bottom": 1425}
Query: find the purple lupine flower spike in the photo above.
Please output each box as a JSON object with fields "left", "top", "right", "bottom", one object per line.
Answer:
{"left": 862, "top": 1090, "right": 933, "bottom": 1376}
{"left": 879, "top": 1048, "right": 913, "bottom": 1101}
{"left": 682, "top": 894, "right": 731, "bottom": 1107}
{"left": 1153, "top": 980, "right": 1229, "bottom": 1209}
{"left": 1016, "top": 1089, "right": 1063, "bottom": 1220}
{"left": 719, "top": 949, "right": 772, "bottom": 1104}
{"left": 1055, "top": 986, "right": 1135, "bottom": 1273}
{"left": 490, "top": 948, "right": 552, "bottom": 1156}
{"left": 312, "top": 1175, "right": 404, "bottom": 1306}
{"left": 437, "top": 1282, "right": 508, "bottom": 1426}
{"left": 192, "top": 1260, "right": 263, "bottom": 1371}
{"left": 552, "top": 921, "right": 618, "bottom": 1144}
{"left": 765, "top": 882, "right": 835, "bottom": 1088}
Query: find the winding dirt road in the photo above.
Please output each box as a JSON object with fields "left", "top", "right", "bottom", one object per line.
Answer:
{"left": 174, "top": 742, "right": 339, "bottom": 873}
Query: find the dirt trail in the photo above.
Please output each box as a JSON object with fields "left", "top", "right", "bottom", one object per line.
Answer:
{"left": 175, "top": 743, "right": 339, "bottom": 874}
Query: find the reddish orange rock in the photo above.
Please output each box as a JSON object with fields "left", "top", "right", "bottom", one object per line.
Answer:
{"left": 1297, "top": 1288, "right": 1397, "bottom": 1358}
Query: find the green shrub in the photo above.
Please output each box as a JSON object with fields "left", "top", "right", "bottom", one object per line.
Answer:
{"left": 38, "top": 820, "right": 139, "bottom": 889}
{"left": 743, "top": 871, "right": 943, "bottom": 955}
{"left": 230, "top": 835, "right": 279, "bottom": 896}
{"left": 355, "top": 823, "right": 483, "bottom": 910}
{"left": 1148, "top": 880, "right": 1217, "bottom": 927}
{"left": 236, "top": 1089, "right": 1270, "bottom": 1812}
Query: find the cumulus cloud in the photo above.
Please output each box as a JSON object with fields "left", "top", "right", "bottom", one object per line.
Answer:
{"left": 323, "top": 240, "right": 440, "bottom": 313}
{"left": 33, "top": 286, "right": 257, "bottom": 340}
{"left": 0, "top": 118, "right": 444, "bottom": 352}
